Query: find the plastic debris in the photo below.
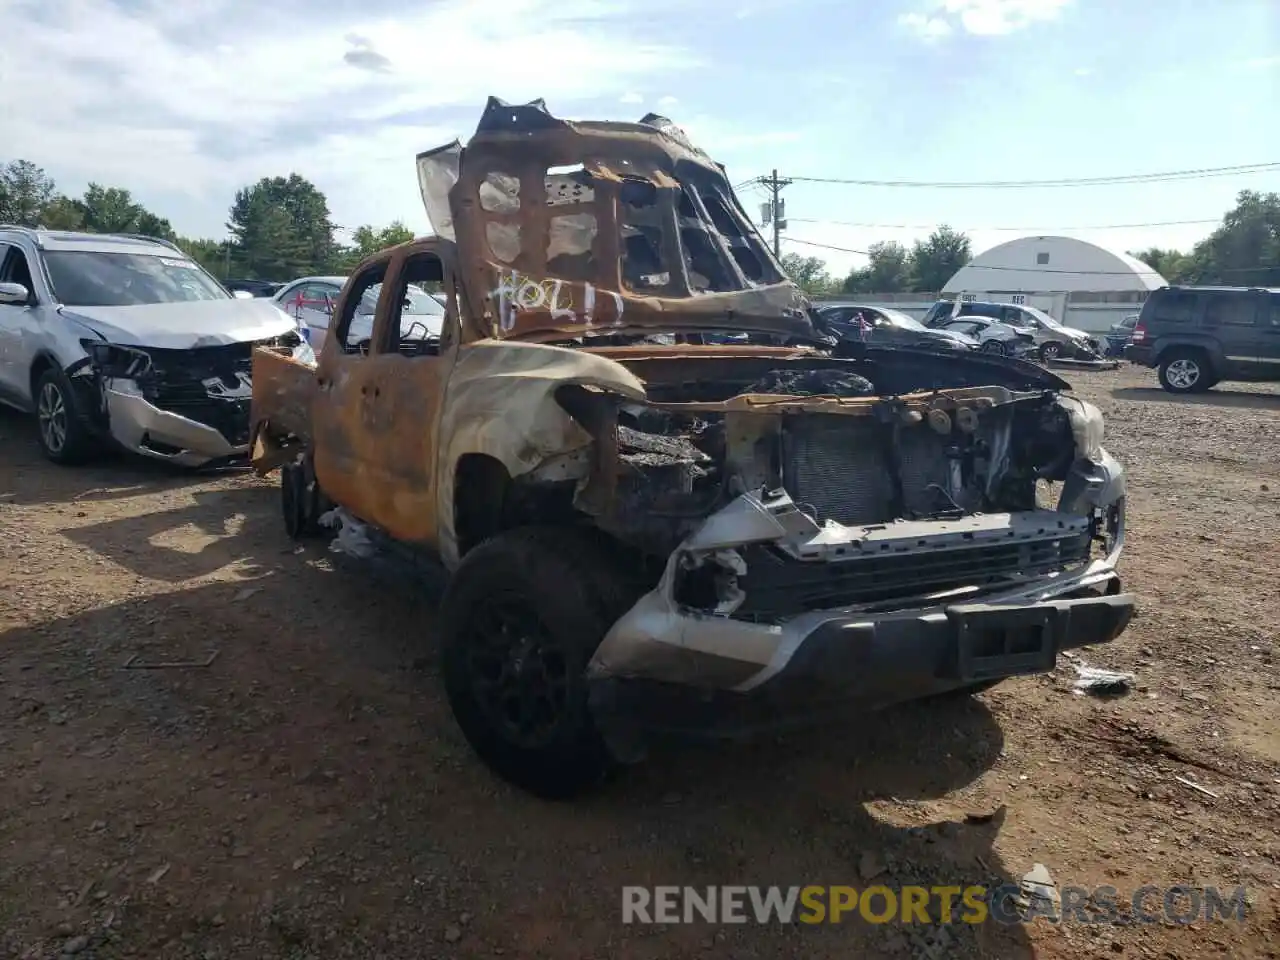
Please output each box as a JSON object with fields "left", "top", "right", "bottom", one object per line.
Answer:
{"left": 1175, "top": 776, "right": 1220, "bottom": 800}
{"left": 1072, "top": 664, "right": 1135, "bottom": 696}
{"left": 1017, "top": 862, "right": 1060, "bottom": 921}
{"left": 321, "top": 508, "right": 376, "bottom": 559}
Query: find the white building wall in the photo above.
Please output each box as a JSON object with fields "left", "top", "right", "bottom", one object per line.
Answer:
{"left": 942, "top": 236, "right": 1167, "bottom": 294}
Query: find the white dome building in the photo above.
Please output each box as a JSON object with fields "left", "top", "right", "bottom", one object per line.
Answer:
{"left": 941, "top": 235, "right": 1168, "bottom": 333}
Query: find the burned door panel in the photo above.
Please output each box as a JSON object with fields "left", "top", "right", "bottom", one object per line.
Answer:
{"left": 322, "top": 245, "right": 454, "bottom": 545}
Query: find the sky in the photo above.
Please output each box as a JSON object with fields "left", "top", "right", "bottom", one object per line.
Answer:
{"left": 1, "top": 0, "right": 1277, "bottom": 278}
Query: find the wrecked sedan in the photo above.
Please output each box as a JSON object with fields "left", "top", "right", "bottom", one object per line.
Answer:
{"left": 248, "top": 97, "right": 1133, "bottom": 799}
{"left": 0, "top": 228, "right": 313, "bottom": 467}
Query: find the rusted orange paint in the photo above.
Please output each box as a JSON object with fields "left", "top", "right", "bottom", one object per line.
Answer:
{"left": 250, "top": 98, "right": 823, "bottom": 565}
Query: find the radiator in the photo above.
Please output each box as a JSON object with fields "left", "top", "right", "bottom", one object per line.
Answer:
{"left": 781, "top": 415, "right": 955, "bottom": 525}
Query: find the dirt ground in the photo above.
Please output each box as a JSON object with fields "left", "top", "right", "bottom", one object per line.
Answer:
{"left": 1, "top": 364, "right": 1278, "bottom": 960}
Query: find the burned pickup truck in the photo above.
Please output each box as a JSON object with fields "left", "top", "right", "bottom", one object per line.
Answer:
{"left": 249, "top": 97, "right": 1133, "bottom": 799}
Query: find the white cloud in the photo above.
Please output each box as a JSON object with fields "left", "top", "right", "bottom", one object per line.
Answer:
{"left": 1073, "top": 66, "right": 1093, "bottom": 77}
{"left": 1242, "top": 55, "right": 1279, "bottom": 70}
{"left": 898, "top": 12, "right": 952, "bottom": 41}
{"left": 658, "top": 95, "right": 680, "bottom": 107}
{"left": 619, "top": 92, "right": 645, "bottom": 104}
{"left": 900, "top": 0, "right": 1070, "bottom": 40}
{"left": 0, "top": 0, "right": 699, "bottom": 239}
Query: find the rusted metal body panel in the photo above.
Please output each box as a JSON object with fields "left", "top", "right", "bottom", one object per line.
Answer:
{"left": 416, "top": 97, "right": 814, "bottom": 346}
{"left": 248, "top": 347, "right": 316, "bottom": 469}
{"left": 435, "top": 340, "right": 645, "bottom": 568}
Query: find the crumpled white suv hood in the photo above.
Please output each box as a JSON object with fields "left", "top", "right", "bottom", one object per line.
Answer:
{"left": 66, "top": 298, "right": 298, "bottom": 349}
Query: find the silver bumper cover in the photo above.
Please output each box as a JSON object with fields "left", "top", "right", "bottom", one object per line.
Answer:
{"left": 588, "top": 451, "right": 1127, "bottom": 694}
{"left": 104, "top": 380, "right": 246, "bottom": 468}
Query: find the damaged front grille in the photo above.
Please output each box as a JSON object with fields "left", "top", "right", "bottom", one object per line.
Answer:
{"left": 782, "top": 412, "right": 996, "bottom": 525}
{"left": 142, "top": 343, "right": 256, "bottom": 446}
{"left": 732, "top": 529, "right": 1092, "bottom": 623}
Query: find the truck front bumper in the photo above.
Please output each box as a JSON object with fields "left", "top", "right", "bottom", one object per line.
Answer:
{"left": 589, "top": 583, "right": 1132, "bottom": 739}
{"left": 587, "top": 455, "right": 1130, "bottom": 740}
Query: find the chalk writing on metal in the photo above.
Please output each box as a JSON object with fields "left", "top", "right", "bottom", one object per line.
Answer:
{"left": 492, "top": 270, "right": 624, "bottom": 333}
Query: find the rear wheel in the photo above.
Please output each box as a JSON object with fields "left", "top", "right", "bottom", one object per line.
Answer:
{"left": 281, "top": 457, "right": 328, "bottom": 538}
{"left": 440, "top": 527, "right": 642, "bottom": 799}
{"left": 34, "top": 366, "right": 98, "bottom": 465}
{"left": 1158, "top": 350, "right": 1211, "bottom": 393}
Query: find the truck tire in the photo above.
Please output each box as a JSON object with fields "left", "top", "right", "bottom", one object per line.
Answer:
{"left": 439, "top": 526, "right": 642, "bottom": 799}
{"left": 281, "top": 457, "right": 329, "bottom": 539}
{"left": 34, "top": 366, "right": 98, "bottom": 465}
{"left": 1158, "top": 349, "right": 1212, "bottom": 394}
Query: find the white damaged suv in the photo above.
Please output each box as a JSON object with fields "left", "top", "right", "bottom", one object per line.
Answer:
{"left": 0, "top": 228, "right": 313, "bottom": 467}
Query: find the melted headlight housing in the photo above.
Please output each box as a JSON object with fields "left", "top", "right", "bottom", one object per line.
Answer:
{"left": 80, "top": 339, "right": 152, "bottom": 377}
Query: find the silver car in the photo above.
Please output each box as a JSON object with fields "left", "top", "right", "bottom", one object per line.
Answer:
{"left": 0, "top": 228, "right": 313, "bottom": 467}
{"left": 938, "top": 316, "right": 1037, "bottom": 357}
{"left": 924, "top": 299, "right": 1102, "bottom": 361}
{"left": 273, "top": 275, "right": 445, "bottom": 354}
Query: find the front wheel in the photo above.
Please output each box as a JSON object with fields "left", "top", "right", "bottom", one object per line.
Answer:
{"left": 1039, "top": 341, "right": 1062, "bottom": 362}
{"left": 1158, "top": 350, "right": 1211, "bottom": 393}
{"left": 980, "top": 339, "right": 1007, "bottom": 355}
{"left": 440, "top": 527, "right": 642, "bottom": 799}
{"left": 34, "top": 367, "right": 98, "bottom": 465}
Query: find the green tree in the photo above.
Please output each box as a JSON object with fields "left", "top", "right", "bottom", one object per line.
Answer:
{"left": 337, "top": 220, "right": 416, "bottom": 270}
{"left": 39, "top": 195, "right": 85, "bottom": 230}
{"left": 72, "top": 183, "right": 175, "bottom": 239}
{"left": 909, "top": 225, "right": 971, "bottom": 292}
{"left": 779, "top": 252, "right": 835, "bottom": 295}
{"left": 843, "top": 241, "right": 912, "bottom": 294}
{"left": 228, "top": 174, "right": 336, "bottom": 280}
{"left": 1185, "top": 190, "right": 1280, "bottom": 286}
{"left": 0, "top": 160, "right": 57, "bottom": 226}
{"left": 1131, "top": 247, "right": 1183, "bottom": 279}
{"left": 176, "top": 237, "right": 229, "bottom": 276}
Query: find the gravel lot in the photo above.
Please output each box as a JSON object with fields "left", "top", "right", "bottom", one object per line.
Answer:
{"left": 1, "top": 364, "right": 1278, "bottom": 960}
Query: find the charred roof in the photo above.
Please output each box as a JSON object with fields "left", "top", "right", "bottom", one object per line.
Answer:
{"left": 417, "top": 97, "right": 814, "bottom": 343}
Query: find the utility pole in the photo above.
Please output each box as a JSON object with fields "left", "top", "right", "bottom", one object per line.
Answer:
{"left": 757, "top": 169, "right": 792, "bottom": 258}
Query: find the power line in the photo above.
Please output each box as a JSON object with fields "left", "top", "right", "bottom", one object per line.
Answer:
{"left": 785, "top": 236, "right": 1145, "bottom": 274}
{"left": 783, "top": 236, "right": 1274, "bottom": 277}
{"left": 745, "top": 161, "right": 1280, "bottom": 190}
{"left": 789, "top": 216, "right": 1221, "bottom": 232}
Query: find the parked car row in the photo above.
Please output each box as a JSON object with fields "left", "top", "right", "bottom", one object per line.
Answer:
{"left": 811, "top": 301, "right": 1043, "bottom": 361}
{"left": 813, "top": 286, "right": 1280, "bottom": 394}
{"left": 921, "top": 298, "right": 1105, "bottom": 362}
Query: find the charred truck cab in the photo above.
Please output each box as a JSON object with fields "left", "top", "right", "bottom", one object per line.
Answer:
{"left": 249, "top": 97, "right": 1133, "bottom": 799}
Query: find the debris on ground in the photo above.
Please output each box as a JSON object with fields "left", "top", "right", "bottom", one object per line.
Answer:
{"left": 1072, "top": 663, "right": 1136, "bottom": 696}
{"left": 320, "top": 507, "right": 376, "bottom": 559}
{"left": 1017, "top": 862, "right": 1061, "bottom": 921}
{"left": 0, "top": 364, "right": 1277, "bottom": 958}
{"left": 1175, "top": 775, "right": 1221, "bottom": 800}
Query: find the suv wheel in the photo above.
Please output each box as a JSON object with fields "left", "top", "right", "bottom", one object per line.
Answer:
{"left": 439, "top": 527, "right": 643, "bottom": 799}
{"left": 34, "top": 367, "right": 97, "bottom": 465}
{"left": 1158, "top": 350, "right": 1211, "bottom": 394}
